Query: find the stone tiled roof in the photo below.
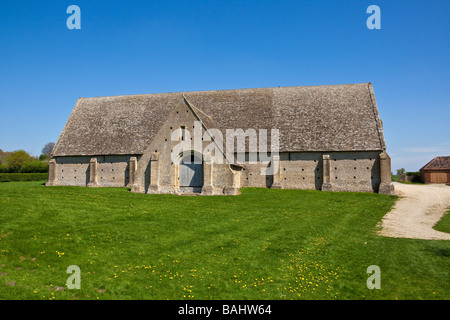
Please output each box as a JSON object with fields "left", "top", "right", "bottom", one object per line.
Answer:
{"left": 52, "top": 83, "right": 386, "bottom": 156}
{"left": 420, "top": 156, "right": 450, "bottom": 170}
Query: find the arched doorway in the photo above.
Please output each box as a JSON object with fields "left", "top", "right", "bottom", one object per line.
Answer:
{"left": 179, "top": 153, "right": 203, "bottom": 191}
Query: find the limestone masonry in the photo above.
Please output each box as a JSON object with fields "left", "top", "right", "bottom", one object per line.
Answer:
{"left": 47, "top": 83, "right": 395, "bottom": 195}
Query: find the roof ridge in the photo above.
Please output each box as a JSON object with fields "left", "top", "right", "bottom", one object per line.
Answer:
{"left": 79, "top": 83, "right": 371, "bottom": 100}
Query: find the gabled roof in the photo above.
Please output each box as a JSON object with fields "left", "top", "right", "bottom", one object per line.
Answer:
{"left": 420, "top": 156, "right": 450, "bottom": 171}
{"left": 52, "top": 83, "right": 387, "bottom": 157}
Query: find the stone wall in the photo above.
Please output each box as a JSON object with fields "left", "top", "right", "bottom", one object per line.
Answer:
{"left": 237, "top": 151, "right": 382, "bottom": 192}
{"left": 47, "top": 150, "right": 389, "bottom": 194}
{"left": 50, "top": 156, "right": 91, "bottom": 186}
{"left": 323, "top": 151, "right": 380, "bottom": 192}
{"left": 48, "top": 155, "right": 137, "bottom": 187}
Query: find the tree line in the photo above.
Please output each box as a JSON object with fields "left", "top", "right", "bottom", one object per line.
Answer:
{"left": 0, "top": 142, "right": 54, "bottom": 173}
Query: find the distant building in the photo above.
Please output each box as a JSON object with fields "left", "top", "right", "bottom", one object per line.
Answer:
{"left": 420, "top": 156, "right": 450, "bottom": 184}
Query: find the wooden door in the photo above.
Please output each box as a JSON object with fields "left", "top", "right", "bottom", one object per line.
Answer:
{"left": 430, "top": 172, "right": 446, "bottom": 183}
{"left": 180, "top": 155, "right": 203, "bottom": 187}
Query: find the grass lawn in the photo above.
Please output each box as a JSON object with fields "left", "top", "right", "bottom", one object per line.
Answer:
{"left": 435, "top": 209, "right": 450, "bottom": 234}
{"left": 0, "top": 181, "right": 449, "bottom": 300}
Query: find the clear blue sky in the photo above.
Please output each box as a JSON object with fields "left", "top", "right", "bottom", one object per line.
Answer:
{"left": 0, "top": 0, "right": 449, "bottom": 172}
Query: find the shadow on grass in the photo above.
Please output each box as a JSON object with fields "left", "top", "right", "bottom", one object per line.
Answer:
{"left": 434, "top": 249, "right": 450, "bottom": 257}
{"left": 424, "top": 246, "right": 450, "bottom": 257}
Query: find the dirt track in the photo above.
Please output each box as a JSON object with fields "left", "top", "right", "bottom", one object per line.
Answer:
{"left": 379, "top": 182, "right": 450, "bottom": 240}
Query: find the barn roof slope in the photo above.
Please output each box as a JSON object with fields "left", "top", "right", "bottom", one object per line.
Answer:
{"left": 52, "top": 83, "right": 386, "bottom": 157}
{"left": 420, "top": 156, "right": 450, "bottom": 170}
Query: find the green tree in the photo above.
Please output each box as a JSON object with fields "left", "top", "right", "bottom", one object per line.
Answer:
{"left": 6, "top": 150, "right": 31, "bottom": 173}
{"left": 396, "top": 168, "right": 406, "bottom": 176}
{"left": 20, "top": 159, "right": 48, "bottom": 173}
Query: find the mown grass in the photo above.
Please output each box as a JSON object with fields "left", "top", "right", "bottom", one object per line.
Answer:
{"left": 435, "top": 209, "right": 450, "bottom": 234}
{"left": 0, "top": 181, "right": 448, "bottom": 300}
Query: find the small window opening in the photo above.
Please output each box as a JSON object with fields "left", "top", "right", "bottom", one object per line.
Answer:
{"left": 181, "top": 126, "right": 185, "bottom": 141}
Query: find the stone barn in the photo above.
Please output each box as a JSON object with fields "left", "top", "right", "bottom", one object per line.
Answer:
{"left": 46, "top": 83, "right": 394, "bottom": 195}
{"left": 420, "top": 156, "right": 450, "bottom": 184}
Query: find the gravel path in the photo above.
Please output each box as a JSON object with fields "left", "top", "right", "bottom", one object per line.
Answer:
{"left": 379, "top": 182, "right": 450, "bottom": 240}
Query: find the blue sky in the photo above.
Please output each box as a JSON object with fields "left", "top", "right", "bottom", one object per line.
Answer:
{"left": 0, "top": 0, "right": 449, "bottom": 171}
